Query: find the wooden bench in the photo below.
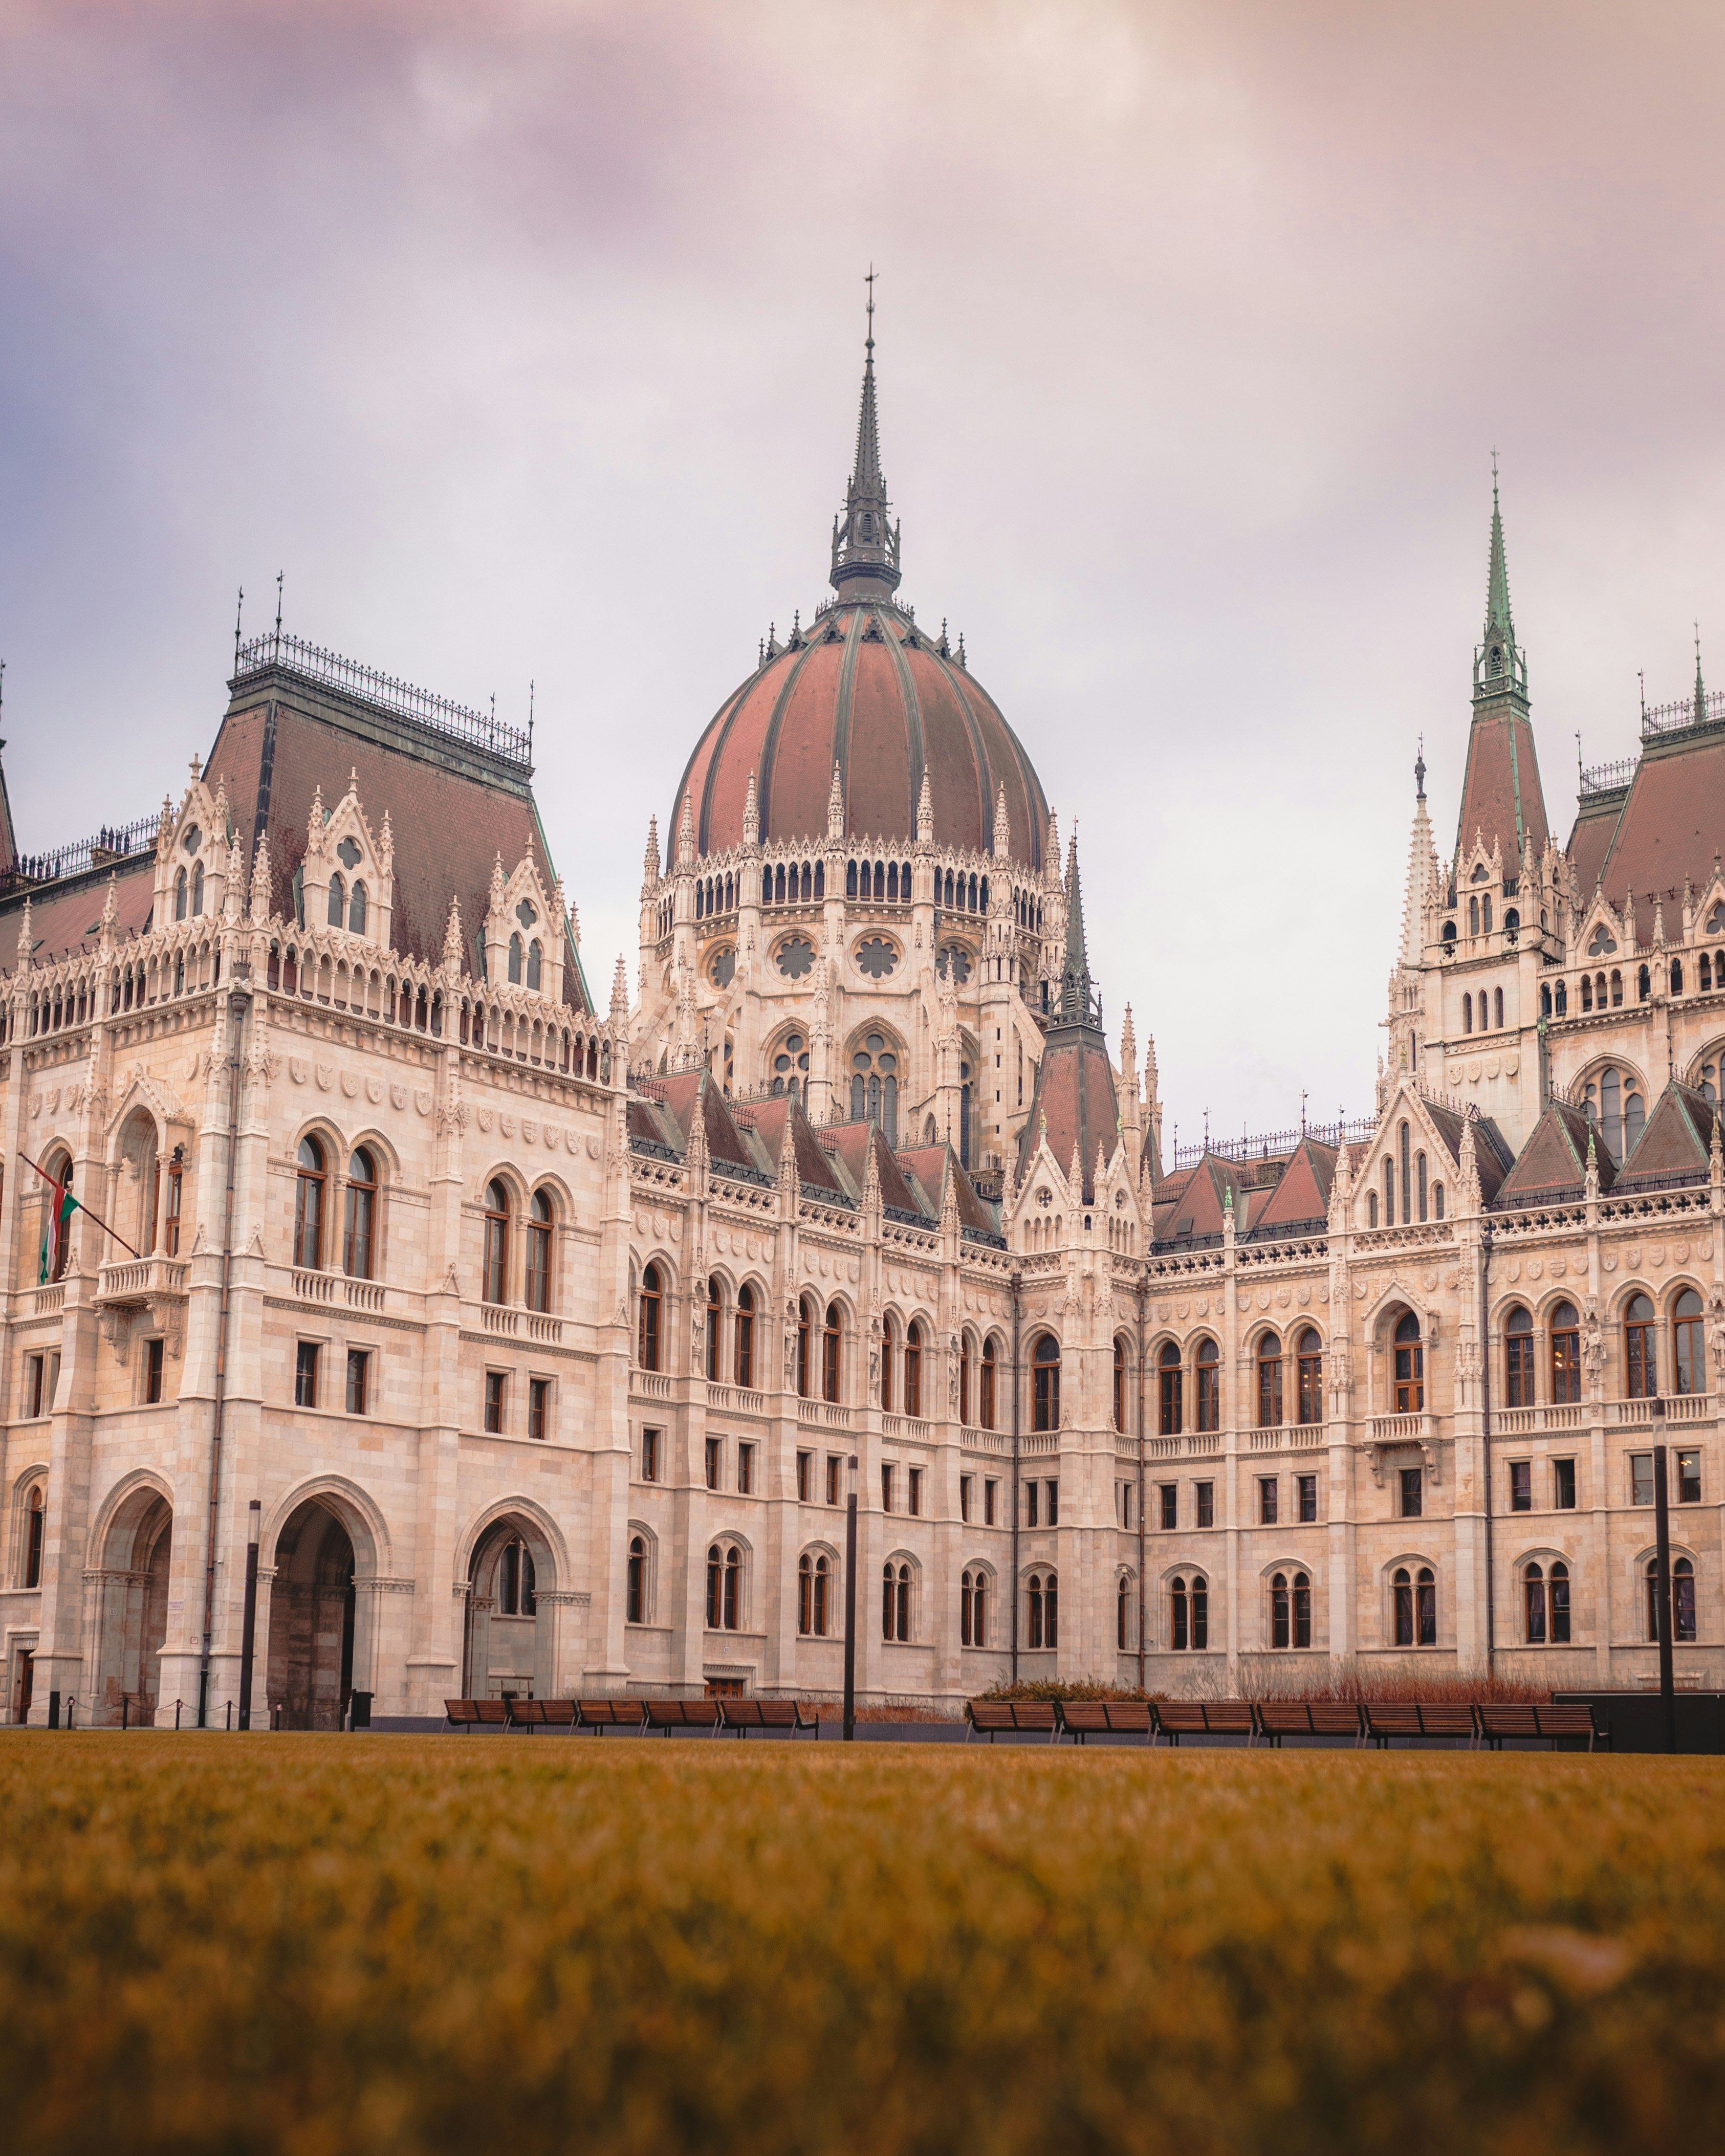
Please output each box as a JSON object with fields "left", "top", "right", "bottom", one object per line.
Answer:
{"left": 576, "top": 1698, "right": 648, "bottom": 1734}
{"left": 1151, "top": 1701, "right": 1257, "bottom": 1746}
{"left": 966, "top": 1700, "right": 1059, "bottom": 1742}
{"left": 444, "top": 1699, "right": 486, "bottom": 1731}
{"left": 506, "top": 1699, "right": 578, "bottom": 1731}
{"left": 1476, "top": 1702, "right": 1607, "bottom": 1752}
{"left": 645, "top": 1699, "right": 725, "bottom": 1734}
{"left": 719, "top": 1700, "right": 818, "bottom": 1738}
{"left": 1254, "top": 1702, "right": 1366, "bottom": 1747}
{"left": 1056, "top": 1700, "right": 1154, "bottom": 1744}
{"left": 1361, "top": 1702, "right": 1478, "bottom": 1748}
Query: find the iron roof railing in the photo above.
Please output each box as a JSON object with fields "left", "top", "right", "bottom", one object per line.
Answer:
{"left": 0, "top": 811, "right": 158, "bottom": 896}
{"left": 234, "top": 629, "right": 530, "bottom": 764}
{"left": 1643, "top": 684, "right": 1725, "bottom": 740}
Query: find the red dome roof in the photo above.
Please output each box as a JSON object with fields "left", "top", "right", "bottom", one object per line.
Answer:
{"left": 670, "top": 600, "right": 1050, "bottom": 871}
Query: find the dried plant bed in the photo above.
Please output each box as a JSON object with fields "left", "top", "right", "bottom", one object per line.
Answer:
{"left": 3, "top": 1737, "right": 1722, "bottom": 2155}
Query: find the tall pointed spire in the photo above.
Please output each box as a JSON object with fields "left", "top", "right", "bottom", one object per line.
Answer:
{"left": 1473, "top": 455, "right": 1526, "bottom": 703}
{"left": 829, "top": 269, "right": 902, "bottom": 602}
{"left": 1057, "top": 829, "right": 1099, "bottom": 1029}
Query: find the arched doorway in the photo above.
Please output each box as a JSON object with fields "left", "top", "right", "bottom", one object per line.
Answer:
{"left": 91, "top": 1485, "right": 173, "bottom": 1726}
{"left": 464, "top": 1513, "right": 558, "bottom": 1701}
{"left": 267, "top": 1500, "right": 358, "bottom": 1729}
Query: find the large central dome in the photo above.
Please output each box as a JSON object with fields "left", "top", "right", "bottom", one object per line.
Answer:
{"left": 668, "top": 316, "right": 1050, "bottom": 871}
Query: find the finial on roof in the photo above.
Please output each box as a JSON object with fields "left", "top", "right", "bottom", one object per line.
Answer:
{"left": 743, "top": 771, "right": 760, "bottom": 847}
{"left": 993, "top": 783, "right": 1011, "bottom": 861}
{"left": 1056, "top": 829, "right": 1098, "bottom": 1029}
{"left": 829, "top": 269, "right": 902, "bottom": 602}
{"left": 643, "top": 813, "right": 660, "bottom": 885}
{"left": 676, "top": 790, "right": 695, "bottom": 867}
{"left": 250, "top": 829, "right": 272, "bottom": 925}
{"left": 827, "top": 762, "right": 845, "bottom": 840}
{"left": 609, "top": 953, "right": 629, "bottom": 1024}
{"left": 1695, "top": 622, "right": 1707, "bottom": 724}
{"left": 915, "top": 764, "right": 933, "bottom": 844}
{"left": 1414, "top": 734, "right": 1426, "bottom": 800}
{"left": 1475, "top": 457, "right": 1524, "bottom": 701}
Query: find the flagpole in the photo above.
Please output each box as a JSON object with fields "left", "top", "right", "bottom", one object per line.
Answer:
{"left": 17, "top": 1150, "right": 143, "bottom": 1262}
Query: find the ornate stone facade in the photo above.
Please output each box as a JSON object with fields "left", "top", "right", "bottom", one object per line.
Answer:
{"left": 0, "top": 357, "right": 1718, "bottom": 1726}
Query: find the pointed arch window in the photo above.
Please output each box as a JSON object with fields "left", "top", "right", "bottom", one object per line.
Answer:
{"left": 1625, "top": 1292, "right": 1657, "bottom": 1399}
{"left": 797, "top": 1297, "right": 812, "bottom": 1399}
{"left": 328, "top": 873, "right": 345, "bottom": 928}
{"left": 1027, "top": 1570, "right": 1057, "bottom": 1650}
{"left": 526, "top": 1190, "right": 553, "bottom": 1313}
{"left": 799, "top": 1551, "right": 832, "bottom": 1636}
{"left": 1505, "top": 1304, "right": 1534, "bottom": 1406}
{"left": 294, "top": 1137, "right": 326, "bottom": 1270}
{"left": 1118, "top": 1572, "right": 1133, "bottom": 1649}
{"left": 24, "top": 1484, "right": 45, "bottom": 1589}
{"left": 350, "top": 881, "right": 367, "bottom": 935}
{"left": 1195, "top": 1337, "right": 1220, "bottom": 1432}
{"left": 1170, "top": 1574, "right": 1207, "bottom": 1650}
{"left": 498, "top": 1538, "right": 536, "bottom": 1616}
{"left": 1257, "top": 1331, "right": 1283, "bottom": 1427}
{"left": 823, "top": 1303, "right": 843, "bottom": 1405}
{"left": 1399, "top": 1122, "right": 1412, "bottom": 1226}
{"left": 707, "top": 1542, "right": 742, "bottom": 1631}
{"left": 1271, "top": 1570, "right": 1312, "bottom": 1649}
{"left": 1393, "top": 1310, "right": 1424, "bottom": 1412}
{"left": 705, "top": 1275, "right": 722, "bottom": 1380}
{"left": 883, "top": 1560, "right": 912, "bottom": 1642}
{"left": 191, "top": 861, "right": 205, "bottom": 916}
{"left": 979, "top": 1339, "right": 997, "bottom": 1430}
{"left": 1113, "top": 1335, "right": 1128, "bottom": 1432}
{"left": 484, "top": 1180, "right": 510, "bottom": 1308}
{"left": 638, "top": 1262, "right": 663, "bottom": 1372}
{"left": 1159, "top": 1341, "right": 1183, "bottom": 1434}
{"left": 174, "top": 867, "right": 188, "bottom": 920}
{"left": 1393, "top": 1565, "right": 1436, "bottom": 1646}
{"left": 735, "top": 1284, "right": 755, "bottom": 1388}
{"left": 1550, "top": 1300, "right": 1581, "bottom": 1403}
{"left": 343, "top": 1147, "right": 377, "bottom": 1280}
{"left": 903, "top": 1319, "right": 922, "bottom": 1417}
{"left": 1032, "top": 1332, "right": 1060, "bottom": 1432}
{"left": 1464, "top": 992, "right": 1473, "bottom": 1035}
{"left": 1297, "top": 1330, "right": 1323, "bottom": 1424}
{"left": 627, "top": 1535, "right": 647, "bottom": 1624}
{"left": 527, "top": 939, "right": 542, "bottom": 990}
{"left": 962, "top": 1567, "right": 987, "bottom": 1647}
{"left": 508, "top": 934, "right": 523, "bottom": 984}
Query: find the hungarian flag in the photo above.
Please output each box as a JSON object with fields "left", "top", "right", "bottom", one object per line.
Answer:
{"left": 40, "top": 1175, "right": 79, "bottom": 1285}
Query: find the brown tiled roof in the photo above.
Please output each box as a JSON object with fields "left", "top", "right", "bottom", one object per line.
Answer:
{"left": 1454, "top": 703, "right": 1550, "bottom": 866}
{"left": 1016, "top": 1023, "right": 1119, "bottom": 1205}
{"left": 669, "top": 602, "right": 1050, "bottom": 868}
{"left": 733, "top": 1095, "right": 847, "bottom": 1197}
{"left": 206, "top": 669, "right": 588, "bottom": 1009}
{"left": 1566, "top": 789, "right": 1624, "bottom": 901}
{"left": 896, "top": 1142, "right": 998, "bottom": 1236}
{"left": 1250, "top": 1138, "right": 1338, "bottom": 1233}
{"left": 0, "top": 852, "right": 156, "bottom": 967}
{"left": 1582, "top": 732, "right": 1725, "bottom": 926}
{"left": 1494, "top": 1099, "right": 1609, "bottom": 1204}
{"left": 1617, "top": 1081, "right": 1719, "bottom": 1185}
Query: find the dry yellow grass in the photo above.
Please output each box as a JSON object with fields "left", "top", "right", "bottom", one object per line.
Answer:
{"left": 2, "top": 1735, "right": 1722, "bottom": 2154}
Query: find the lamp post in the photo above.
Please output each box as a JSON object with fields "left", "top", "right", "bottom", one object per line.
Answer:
{"left": 237, "top": 1499, "right": 260, "bottom": 1731}
{"left": 843, "top": 1454, "right": 859, "bottom": 1743}
{"left": 1651, "top": 1412, "right": 1676, "bottom": 1753}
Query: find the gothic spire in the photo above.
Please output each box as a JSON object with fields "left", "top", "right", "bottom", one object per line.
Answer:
{"left": 1057, "top": 829, "right": 1099, "bottom": 1029}
{"left": 829, "top": 270, "right": 902, "bottom": 602}
{"left": 1474, "top": 456, "right": 1526, "bottom": 703}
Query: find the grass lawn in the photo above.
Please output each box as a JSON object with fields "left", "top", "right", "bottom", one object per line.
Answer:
{"left": 2, "top": 1736, "right": 1721, "bottom": 2154}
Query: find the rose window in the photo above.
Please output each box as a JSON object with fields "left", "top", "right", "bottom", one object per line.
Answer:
{"left": 709, "top": 946, "right": 736, "bottom": 988}
{"left": 855, "top": 937, "right": 899, "bottom": 979}
{"left": 937, "top": 943, "right": 972, "bottom": 984}
{"left": 772, "top": 1032, "right": 810, "bottom": 1096}
{"left": 776, "top": 936, "right": 816, "bottom": 979}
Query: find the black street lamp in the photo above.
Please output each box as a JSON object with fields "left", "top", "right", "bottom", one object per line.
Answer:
{"left": 843, "top": 1454, "right": 859, "bottom": 1742}
{"left": 237, "top": 1499, "right": 260, "bottom": 1730}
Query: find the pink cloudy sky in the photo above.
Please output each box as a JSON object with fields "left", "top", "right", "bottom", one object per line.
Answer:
{"left": 3, "top": 1, "right": 1723, "bottom": 1141}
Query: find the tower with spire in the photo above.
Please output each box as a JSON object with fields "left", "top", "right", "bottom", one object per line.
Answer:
{"left": 1455, "top": 461, "right": 1549, "bottom": 869}
{"left": 829, "top": 270, "right": 902, "bottom": 602}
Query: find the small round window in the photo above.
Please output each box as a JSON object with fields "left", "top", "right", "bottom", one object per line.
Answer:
{"left": 709, "top": 947, "right": 736, "bottom": 988}
{"left": 937, "top": 943, "right": 972, "bottom": 983}
{"left": 856, "top": 937, "right": 899, "bottom": 979}
{"left": 776, "top": 936, "right": 816, "bottom": 979}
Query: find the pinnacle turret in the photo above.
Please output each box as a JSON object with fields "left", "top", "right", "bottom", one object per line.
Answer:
{"left": 829, "top": 272, "right": 902, "bottom": 601}
{"left": 1057, "top": 830, "right": 1100, "bottom": 1031}
{"left": 1474, "top": 458, "right": 1527, "bottom": 702}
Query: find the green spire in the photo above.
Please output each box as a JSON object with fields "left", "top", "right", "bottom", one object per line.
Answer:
{"left": 1473, "top": 456, "right": 1527, "bottom": 703}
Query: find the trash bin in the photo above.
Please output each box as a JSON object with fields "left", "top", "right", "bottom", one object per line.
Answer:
{"left": 349, "top": 1690, "right": 373, "bottom": 1730}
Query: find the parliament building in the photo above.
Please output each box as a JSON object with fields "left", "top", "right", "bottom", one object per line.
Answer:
{"left": 1, "top": 325, "right": 1720, "bottom": 1725}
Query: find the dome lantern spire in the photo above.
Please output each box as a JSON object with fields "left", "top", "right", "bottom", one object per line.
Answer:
{"left": 830, "top": 268, "right": 902, "bottom": 602}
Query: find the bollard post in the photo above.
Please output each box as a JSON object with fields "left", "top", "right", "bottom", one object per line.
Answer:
{"left": 67, "top": 1697, "right": 76, "bottom": 1728}
{"left": 121, "top": 1695, "right": 129, "bottom": 1732}
{"left": 225, "top": 1699, "right": 233, "bottom": 1731}
{"left": 174, "top": 1699, "right": 184, "bottom": 1731}
{"left": 274, "top": 1702, "right": 283, "bottom": 1732}
{"left": 48, "top": 1689, "right": 60, "bottom": 1730}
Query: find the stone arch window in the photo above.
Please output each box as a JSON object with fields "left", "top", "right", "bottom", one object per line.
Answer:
{"left": 509, "top": 934, "right": 524, "bottom": 984}
{"left": 1636, "top": 965, "right": 1650, "bottom": 1002}
{"left": 1383, "top": 1155, "right": 1394, "bottom": 1224}
{"left": 638, "top": 1262, "right": 664, "bottom": 1372}
{"left": 1158, "top": 1340, "right": 1183, "bottom": 1434}
{"left": 526, "top": 1190, "right": 554, "bottom": 1314}
{"left": 704, "top": 1275, "right": 722, "bottom": 1380}
{"left": 627, "top": 1533, "right": 651, "bottom": 1624}
{"left": 1170, "top": 1573, "right": 1207, "bottom": 1651}
{"left": 1482, "top": 895, "right": 1493, "bottom": 934}
{"left": 1524, "top": 1558, "right": 1570, "bottom": 1644}
{"left": 979, "top": 1338, "right": 998, "bottom": 1430}
{"left": 1393, "top": 1565, "right": 1436, "bottom": 1646}
{"left": 1195, "top": 1337, "right": 1220, "bottom": 1432}
{"left": 1256, "top": 1331, "right": 1283, "bottom": 1427}
{"left": 349, "top": 881, "right": 367, "bottom": 935}
{"left": 1434, "top": 1181, "right": 1445, "bottom": 1219}
{"left": 173, "top": 865, "right": 188, "bottom": 920}
{"left": 1504, "top": 1304, "right": 1535, "bottom": 1406}
{"left": 1032, "top": 1332, "right": 1060, "bottom": 1432}
{"left": 1541, "top": 982, "right": 1552, "bottom": 1017}
{"left": 21, "top": 1481, "right": 45, "bottom": 1589}
{"left": 959, "top": 1333, "right": 973, "bottom": 1426}
{"left": 1646, "top": 1554, "right": 1697, "bottom": 1642}
{"left": 527, "top": 939, "right": 542, "bottom": 991}
{"left": 1117, "top": 1570, "right": 1135, "bottom": 1650}
{"left": 1442, "top": 919, "right": 1457, "bottom": 950}
{"left": 343, "top": 1147, "right": 378, "bottom": 1280}
{"left": 1624, "top": 1291, "right": 1657, "bottom": 1399}
{"left": 1464, "top": 992, "right": 1473, "bottom": 1035}
{"left": 1393, "top": 1310, "right": 1424, "bottom": 1412}
{"left": 1416, "top": 1150, "right": 1429, "bottom": 1222}
{"left": 1399, "top": 1121, "right": 1412, "bottom": 1226}
{"left": 707, "top": 1541, "right": 744, "bottom": 1631}
{"left": 191, "top": 860, "right": 205, "bottom": 916}
{"left": 327, "top": 872, "right": 345, "bottom": 928}
{"left": 483, "top": 1180, "right": 510, "bottom": 1308}
{"left": 1113, "top": 1335, "right": 1128, "bottom": 1432}
{"left": 903, "top": 1318, "right": 924, "bottom": 1417}
{"left": 1672, "top": 958, "right": 1685, "bottom": 996}
{"left": 799, "top": 1550, "right": 833, "bottom": 1637}
{"left": 849, "top": 1033, "right": 900, "bottom": 1138}
{"left": 797, "top": 1296, "right": 813, "bottom": 1399}
{"left": 882, "top": 1558, "right": 914, "bottom": 1643}
{"left": 823, "top": 1303, "right": 843, "bottom": 1405}
{"left": 1705, "top": 952, "right": 1716, "bottom": 992}
{"left": 1556, "top": 979, "right": 1568, "bottom": 1015}
{"left": 1672, "top": 1285, "right": 1707, "bottom": 1396}
{"left": 1026, "top": 1569, "right": 1057, "bottom": 1650}
{"left": 1368, "top": 1191, "right": 1379, "bottom": 1228}
{"left": 1469, "top": 895, "right": 1480, "bottom": 936}
{"left": 771, "top": 1030, "right": 810, "bottom": 1097}
{"left": 1271, "top": 1570, "right": 1312, "bottom": 1649}
{"left": 881, "top": 1315, "right": 897, "bottom": 1412}
{"left": 294, "top": 1137, "right": 327, "bottom": 1270}
{"left": 962, "top": 1566, "right": 988, "bottom": 1647}
{"left": 1549, "top": 1300, "right": 1581, "bottom": 1403}
{"left": 734, "top": 1283, "right": 756, "bottom": 1388}
{"left": 1297, "top": 1330, "right": 1323, "bottom": 1424}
